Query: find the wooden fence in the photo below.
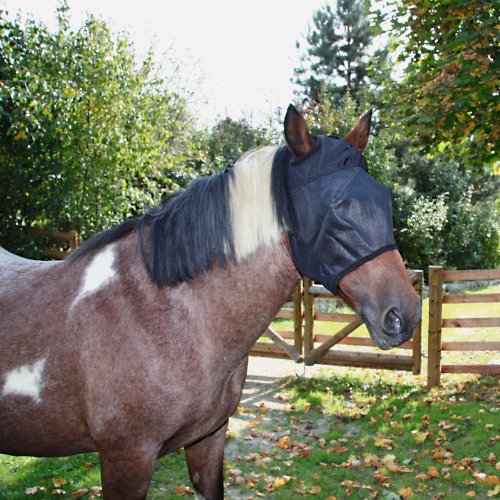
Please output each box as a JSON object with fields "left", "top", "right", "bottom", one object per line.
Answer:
{"left": 427, "top": 266, "right": 500, "bottom": 387}
{"left": 249, "top": 283, "right": 304, "bottom": 362}
{"left": 32, "top": 228, "right": 81, "bottom": 259}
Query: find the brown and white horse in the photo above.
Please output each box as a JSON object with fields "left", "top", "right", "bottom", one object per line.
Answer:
{"left": 0, "top": 106, "right": 420, "bottom": 499}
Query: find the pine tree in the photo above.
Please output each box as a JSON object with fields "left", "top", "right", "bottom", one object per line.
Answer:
{"left": 293, "top": 0, "right": 382, "bottom": 107}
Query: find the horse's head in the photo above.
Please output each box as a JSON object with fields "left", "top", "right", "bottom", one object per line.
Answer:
{"left": 284, "top": 105, "right": 421, "bottom": 350}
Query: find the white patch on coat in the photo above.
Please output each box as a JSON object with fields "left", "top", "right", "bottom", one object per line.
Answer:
{"left": 2, "top": 358, "right": 46, "bottom": 402}
{"left": 72, "top": 244, "right": 117, "bottom": 307}
{"left": 229, "top": 146, "right": 284, "bottom": 261}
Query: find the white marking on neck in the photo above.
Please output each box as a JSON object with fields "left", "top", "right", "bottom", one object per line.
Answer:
{"left": 72, "top": 244, "right": 118, "bottom": 307}
{"left": 2, "top": 358, "right": 46, "bottom": 402}
{"left": 229, "top": 146, "right": 283, "bottom": 261}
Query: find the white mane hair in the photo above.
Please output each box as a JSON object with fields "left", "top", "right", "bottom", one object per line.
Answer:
{"left": 229, "top": 145, "right": 284, "bottom": 262}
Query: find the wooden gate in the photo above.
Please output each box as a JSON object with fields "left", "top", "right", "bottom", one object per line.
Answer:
{"left": 250, "top": 282, "right": 304, "bottom": 362}
{"left": 251, "top": 271, "right": 424, "bottom": 373}
{"left": 427, "top": 266, "right": 500, "bottom": 387}
{"left": 301, "top": 271, "right": 423, "bottom": 373}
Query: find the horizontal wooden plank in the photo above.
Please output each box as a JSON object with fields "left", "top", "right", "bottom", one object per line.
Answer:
{"left": 314, "top": 335, "right": 414, "bottom": 349}
{"left": 442, "top": 342, "right": 500, "bottom": 351}
{"left": 443, "top": 293, "right": 500, "bottom": 304}
{"left": 308, "top": 284, "right": 338, "bottom": 297}
{"left": 42, "top": 249, "right": 70, "bottom": 260}
{"left": 314, "top": 351, "right": 414, "bottom": 371}
{"left": 441, "top": 364, "right": 500, "bottom": 374}
{"left": 443, "top": 269, "right": 500, "bottom": 281}
{"left": 275, "top": 309, "right": 294, "bottom": 319}
{"left": 442, "top": 317, "right": 500, "bottom": 328}
{"left": 250, "top": 342, "right": 301, "bottom": 361}
{"left": 314, "top": 312, "right": 357, "bottom": 322}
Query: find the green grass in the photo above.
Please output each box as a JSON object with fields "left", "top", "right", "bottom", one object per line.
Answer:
{"left": 1, "top": 285, "right": 498, "bottom": 498}
{"left": 224, "top": 372, "right": 499, "bottom": 499}
{"left": 1, "top": 373, "right": 498, "bottom": 498}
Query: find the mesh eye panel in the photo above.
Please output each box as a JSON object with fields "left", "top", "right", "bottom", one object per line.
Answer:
{"left": 288, "top": 135, "right": 397, "bottom": 294}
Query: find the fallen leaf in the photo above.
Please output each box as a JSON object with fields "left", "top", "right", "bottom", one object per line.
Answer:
{"left": 52, "top": 478, "right": 67, "bottom": 488}
{"left": 71, "top": 489, "right": 89, "bottom": 499}
{"left": 415, "top": 473, "right": 430, "bottom": 481}
{"left": 412, "top": 430, "right": 429, "bottom": 443}
{"left": 174, "top": 485, "right": 188, "bottom": 495}
{"left": 487, "top": 484, "right": 500, "bottom": 497}
{"left": 278, "top": 436, "right": 291, "bottom": 449}
{"left": 296, "top": 446, "right": 313, "bottom": 458}
{"left": 25, "top": 487, "right": 40, "bottom": 495}
{"left": 398, "top": 486, "right": 414, "bottom": 499}
{"left": 473, "top": 472, "right": 500, "bottom": 487}
{"left": 374, "top": 434, "right": 394, "bottom": 450}
{"left": 428, "top": 466, "right": 439, "bottom": 478}
{"left": 364, "top": 453, "right": 380, "bottom": 467}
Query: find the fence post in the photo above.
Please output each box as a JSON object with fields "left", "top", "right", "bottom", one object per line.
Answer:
{"left": 303, "top": 277, "right": 314, "bottom": 364}
{"left": 427, "top": 266, "right": 444, "bottom": 388}
{"left": 412, "top": 270, "right": 424, "bottom": 375}
{"left": 68, "top": 230, "right": 81, "bottom": 250}
{"left": 293, "top": 280, "right": 303, "bottom": 356}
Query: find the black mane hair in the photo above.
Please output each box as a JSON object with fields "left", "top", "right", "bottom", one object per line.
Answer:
{"left": 71, "top": 146, "right": 293, "bottom": 287}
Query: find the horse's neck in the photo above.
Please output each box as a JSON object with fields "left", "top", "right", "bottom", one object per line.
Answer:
{"left": 184, "top": 238, "right": 300, "bottom": 354}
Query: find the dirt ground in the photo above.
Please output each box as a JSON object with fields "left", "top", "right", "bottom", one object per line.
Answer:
{"left": 237, "top": 356, "right": 326, "bottom": 411}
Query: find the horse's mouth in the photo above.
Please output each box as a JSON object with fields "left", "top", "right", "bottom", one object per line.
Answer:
{"left": 363, "top": 310, "right": 421, "bottom": 351}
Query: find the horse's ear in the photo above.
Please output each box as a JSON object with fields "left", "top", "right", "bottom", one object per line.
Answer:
{"left": 344, "top": 110, "right": 372, "bottom": 153}
{"left": 284, "top": 104, "right": 314, "bottom": 157}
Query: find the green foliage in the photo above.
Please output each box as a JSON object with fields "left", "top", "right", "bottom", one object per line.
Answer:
{"left": 389, "top": 149, "right": 499, "bottom": 270}
{"left": 386, "top": 0, "right": 499, "bottom": 170}
{"left": 0, "top": 5, "right": 200, "bottom": 257}
{"left": 205, "top": 116, "right": 271, "bottom": 170}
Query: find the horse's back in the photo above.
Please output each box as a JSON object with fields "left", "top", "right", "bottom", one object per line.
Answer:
{"left": 0, "top": 246, "right": 57, "bottom": 278}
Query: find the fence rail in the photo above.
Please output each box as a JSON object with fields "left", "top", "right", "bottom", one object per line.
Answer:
{"left": 31, "top": 228, "right": 80, "bottom": 259}
{"left": 427, "top": 266, "right": 500, "bottom": 388}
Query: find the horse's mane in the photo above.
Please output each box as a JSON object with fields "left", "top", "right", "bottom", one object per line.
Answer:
{"left": 71, "top": 145, "right": 294, "bottom": 287}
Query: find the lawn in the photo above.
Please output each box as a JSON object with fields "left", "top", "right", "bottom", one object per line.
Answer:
{"left": 0, "top": 286, "right": 498, "bottom": 499}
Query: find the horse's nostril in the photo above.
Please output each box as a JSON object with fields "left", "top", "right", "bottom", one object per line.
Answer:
{"left": 383, "top": 308, "right": 403, "bottom": 335}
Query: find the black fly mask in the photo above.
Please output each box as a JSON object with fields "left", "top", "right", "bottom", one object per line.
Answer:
{"left": 288, "top": 135, "right": 397, "bottom": 295}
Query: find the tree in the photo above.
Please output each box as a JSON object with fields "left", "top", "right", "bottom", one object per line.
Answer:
{"left": 0, "top": 4, "right": 200, "bottom": 256}
{"left": 298, "top": 90, "right": 499, "bottom": 271}
{"left": 293, "top": 0, "right": 387, "bottom": 107}
{"left": 204, "top": 117, "right": 270, "bottom": 170}
{"left": 388, "top": 0, "right": 498, "bottom": 170}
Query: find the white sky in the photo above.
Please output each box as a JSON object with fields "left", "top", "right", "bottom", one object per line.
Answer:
{"left": 2, "top": 0, "right": 327, "bottom": 126}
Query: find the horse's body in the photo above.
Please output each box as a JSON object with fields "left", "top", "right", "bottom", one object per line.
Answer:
{"left": 0, "top": 106, "right": 420, "bottom": 499}
{"left": 0, "top": 237, "right": 296, "bottom": 496}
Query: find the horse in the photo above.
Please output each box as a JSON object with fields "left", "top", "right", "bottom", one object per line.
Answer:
{"left": 0, "top": 105, "right": 421, "bottom": 499}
